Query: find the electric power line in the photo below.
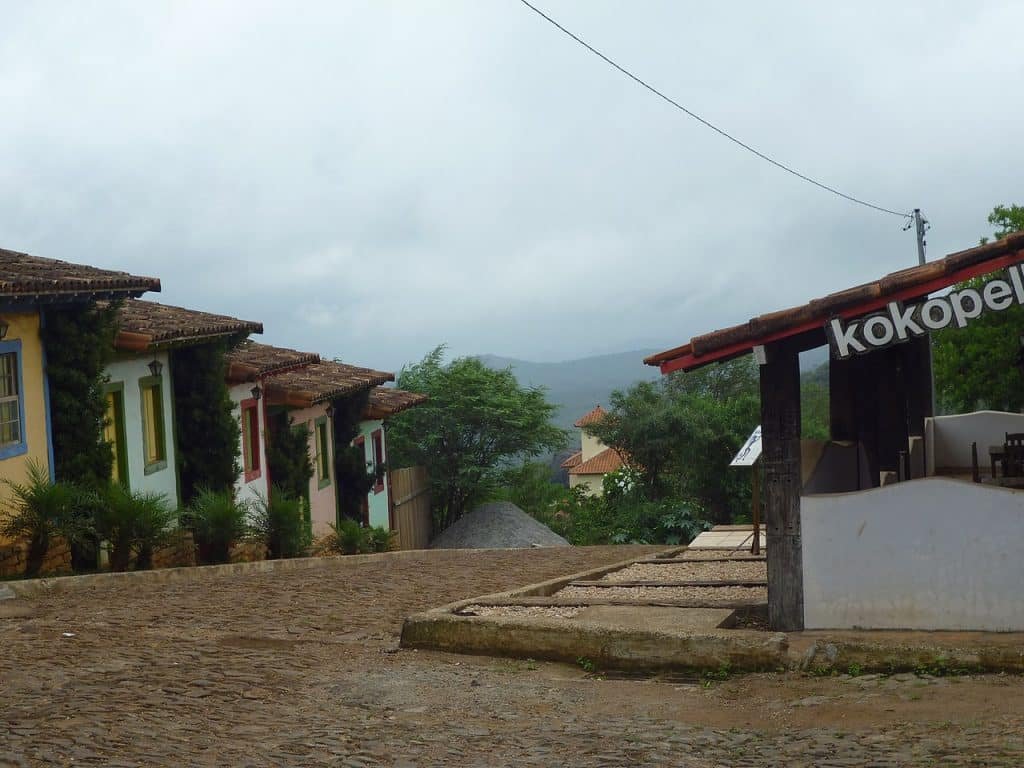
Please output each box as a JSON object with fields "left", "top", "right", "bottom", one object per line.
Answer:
{"left": 518, "top": 0, "right": 911, "bottom": 220}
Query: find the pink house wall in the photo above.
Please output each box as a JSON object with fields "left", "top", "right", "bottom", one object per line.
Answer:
{"left": 289, "top": 403, "right": 336, "bottom": 537}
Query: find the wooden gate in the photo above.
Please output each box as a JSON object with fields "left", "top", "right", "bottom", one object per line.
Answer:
{"left": 389, "top": 466, "right": 432, "bottom": 550}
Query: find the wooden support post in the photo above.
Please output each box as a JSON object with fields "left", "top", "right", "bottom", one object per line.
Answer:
{"left": 874, "top": 347, "right": 909, "bottom": 477}
{"left": 751, "top": 466, "right": 761, "bottom": 555}
{"left": 902, "top": 335, "right": 934, "bottom": 436}
{"left": 828, "top": 354, "right": 858, "bottom": 442}
{"left": 854, "top": 354, "right": 880, "bottom": 486}
{"left": 759, "top": 344, "right": 803, "bottom": 631}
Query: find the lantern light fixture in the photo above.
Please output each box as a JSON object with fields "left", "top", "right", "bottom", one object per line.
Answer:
{"left": 147, "top": 359, "right": 163, "bottom": 377}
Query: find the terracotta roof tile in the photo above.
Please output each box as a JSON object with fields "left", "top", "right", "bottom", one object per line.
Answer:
{"left": 263, "top": 360, "right": 395, "bottom": 407}
{"left": 225, "top": 340, "right": 320, "bottom": 380}
{"left": 0, "top": 247, "right": 159, "bottom": 301}
{"left": 560, "top": 450, "right": 583, "bottom": 470}
{"left": 362, "top": 387, "right": 428, "bottom": 419}
{"left": 574, "top": 405, "right": 607, "bottom": 428}
{"left": 114, "top": 299, "right": 262, "bottom": 351}
{"left": 645, "top": 231, "right": 1024, "bottom": 372}
{"left": 569, "top": 447, "right": 625, "bottom": 475}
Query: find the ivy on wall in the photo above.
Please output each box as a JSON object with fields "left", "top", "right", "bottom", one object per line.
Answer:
{"left": 330, "top": 389, "right": 375, "bottom": 522}
{"left": 40, "top": 304, "right": 119, "bottom": 487}
{"left": 170, "top": 339, "right": 242, "bottom": 505}
{"left": 266, "top": 409, "right": 313, "bottom": 503}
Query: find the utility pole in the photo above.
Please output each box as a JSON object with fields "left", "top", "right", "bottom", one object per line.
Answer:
{"left": 913, "top": 208, "right": 928, "bottom": 265}
{"left": 910, "top": 207, "right": 937, "bottom": 415}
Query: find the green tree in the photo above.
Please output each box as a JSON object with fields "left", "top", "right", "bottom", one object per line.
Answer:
{"left": 801, "top": 371, "right": 830, "bottom": 440}
{"left": 330, "top": 389, "right": 375, "bottom": 523}
{"left": 933, "top": 204, "right": 1024, "bottom": 413}
{"left": 170, "top": 341, "right": 242, "bottom": 504}
{"left": 980, "top": 204, "right": 1024, "bottom": 245}
{"left": 41, "top": 304, "right": 119, "bottom": 487}
{"left": 386, "top": 346, "right": 566, "bottom": 532}
{"left": 586, "top": 356, "right": 760, "bottom": 524}
{"left": 265, "top": 411, "right": 313, "bottom": 505}
{"left": 40, "top": 303, "right": 120, "bottom": 570}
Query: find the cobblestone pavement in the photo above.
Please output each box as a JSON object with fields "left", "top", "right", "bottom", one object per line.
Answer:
{"left": 2, "top": 546, "right": 1023, "bottom": 767}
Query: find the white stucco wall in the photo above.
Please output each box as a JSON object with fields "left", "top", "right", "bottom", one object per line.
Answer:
{"left": 357, "top": 419, "right": 390, "bottom": 529}
{"left": 802, "top": 477, "right": 1024, "bottom": 630}
{"left": 925, "top": 410, "right": 1024, "bottom": 475}
{"left": 104, "top": 353, "right": 180, "bottom": 507}
{"left": 229, "top": 382, "right": 268, "bottom": 507}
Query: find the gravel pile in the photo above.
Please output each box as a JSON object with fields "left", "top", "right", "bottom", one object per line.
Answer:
{"left": 429, "top": 502, "right": 570, "bottom": 550}
{"left": 681, "top": 550, "right": 767, "bottom": 561}
{"left": 601, "top": 561, "right": 767, "bottom": 583}
{"left": 557, "top": 585, "right": 767, "bottom": 605}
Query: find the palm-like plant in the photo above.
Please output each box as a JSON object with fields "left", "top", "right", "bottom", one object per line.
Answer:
{"left": 366, "top": 525, "right": 396, "bottom": 553}
{"left": 93, "top": 484, "right": 176, "bottom": 571}
{"left": 0, "top": 460, "right": 87, "bottom": 577}
{"left": 184, "top": 488, "right": 250, "bottom": 564}
{"left": 326, "top": 518, "right": 371, "bottom": 555}
{"left": 250, "top": 489, "right": 311, "bottom": 560}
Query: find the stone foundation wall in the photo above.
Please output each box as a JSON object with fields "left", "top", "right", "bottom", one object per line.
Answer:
{"left": 0, "top": 529, "right": 271, "bottom": 580}
{"left": 0, "top": 535, "right": 73, "bottom": 579}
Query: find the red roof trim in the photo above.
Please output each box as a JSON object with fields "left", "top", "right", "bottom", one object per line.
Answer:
{"left": 657, "top": 250, "right": 1024, "bottom": 375}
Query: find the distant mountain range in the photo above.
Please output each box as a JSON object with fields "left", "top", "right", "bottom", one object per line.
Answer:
{"left": 476, "top": 350, "right": 661, "bottom": 437}
{"left": 477, "top": 346, "right": 833, "bottom": 440}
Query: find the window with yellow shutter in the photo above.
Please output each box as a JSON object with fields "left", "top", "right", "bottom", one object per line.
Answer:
{"left": 139, "top": 375, "right": 167, "bottom": 474}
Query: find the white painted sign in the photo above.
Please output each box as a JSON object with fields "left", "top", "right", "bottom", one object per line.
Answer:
{"left": 826, "top": 263, "right": 1024, "bottom": 359}
{"left": 730, "top": 426, "right": 762, "bottom": 467}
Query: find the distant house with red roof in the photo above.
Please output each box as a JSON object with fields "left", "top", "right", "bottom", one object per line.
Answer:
{"left": 560, "top": 405, "right": 626, "bottom": 496}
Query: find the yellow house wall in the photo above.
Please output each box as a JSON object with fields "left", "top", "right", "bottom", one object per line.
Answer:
{"left": 0, "top": 311, "right": 50, "bottom": 495}
{"left": 568, "top": 473, "right": 604, "bottom": 497}
{"left": 581, "top": 432, "right": 606, "bottom": 462}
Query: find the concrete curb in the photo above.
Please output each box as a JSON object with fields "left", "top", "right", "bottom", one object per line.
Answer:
{"left": 796, "top": 637, "right": 1024, "bottom": 675}
{"left": 402, "top": 610, "right": 788, "bottom": 672}
{"left": 401, "top": 548, "right": 1024, "bottom": 675}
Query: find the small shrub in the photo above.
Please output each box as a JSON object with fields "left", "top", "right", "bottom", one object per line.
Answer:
{"left": 366, "top": 525, "right": 396, "bottom": 553}
{"left": 576, "top": 656, "right": 597, "bottom": 674}
{"left": 322, "top": 519, "right": 371, "bottom": 555}
{"left": 93, "top": 484, "right": 176, "bottom": 571}
{"left": 0, "top": 460, "right": 91, "bottom": 577}
{"left": 250, "top": 489, "right": 311, "bottom": 560}
{"left": 184, "top": 488, "right": 250, "bottom": 564}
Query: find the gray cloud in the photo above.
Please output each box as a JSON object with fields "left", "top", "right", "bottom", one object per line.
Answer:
{"left": 1, "top": 1, "right": 1021, "bottom": 371}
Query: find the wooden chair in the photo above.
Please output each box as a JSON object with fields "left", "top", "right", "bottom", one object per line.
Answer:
{"left": 1002, "top": 433, "right": 1024, "bottom": 478}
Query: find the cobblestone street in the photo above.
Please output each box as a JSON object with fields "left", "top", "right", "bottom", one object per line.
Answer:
{"left": 2, "top": 546, "right": 1023, "bottom": 767}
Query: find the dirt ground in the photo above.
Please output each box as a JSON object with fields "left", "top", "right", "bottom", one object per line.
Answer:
{"left": 2, "top": 545, "right": 1023, "bottom": 767}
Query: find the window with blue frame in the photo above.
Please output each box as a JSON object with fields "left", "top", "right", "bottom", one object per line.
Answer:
{"left": 0, "top": 340, "right": 27, "bottom": 460}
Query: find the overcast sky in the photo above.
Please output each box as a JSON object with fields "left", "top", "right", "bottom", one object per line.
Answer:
{"left": 2, "top": 1, "right": 1021, "bottom": 371}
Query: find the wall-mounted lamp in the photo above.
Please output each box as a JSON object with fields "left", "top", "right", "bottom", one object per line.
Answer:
{"left": 147, "top": 359, "right": 163, "bottom": 377}
{"left": 325, "top": 404, "right": 334, "bottom": 417}
{"left": 250, "top": 385, "right": 262, "bottom": 401}
{"left": 0, "top": 319, "right": 9, "bottom": 341}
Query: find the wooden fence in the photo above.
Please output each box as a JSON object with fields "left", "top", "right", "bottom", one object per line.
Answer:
{"left": 390, "top": 466, "right": 432, "bottom": 550}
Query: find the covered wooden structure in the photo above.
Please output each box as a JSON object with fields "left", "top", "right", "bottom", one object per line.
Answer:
{"left": 645, "top": 232, "right": 1024, "bottom": 631}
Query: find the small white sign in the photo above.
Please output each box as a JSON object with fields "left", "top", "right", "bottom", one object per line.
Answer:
{"left": 730, "top": 426, "right": 762, "bottom": 467}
